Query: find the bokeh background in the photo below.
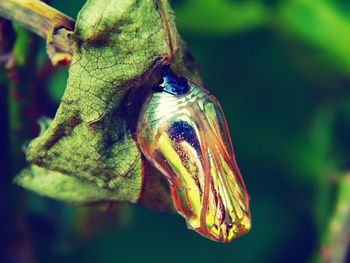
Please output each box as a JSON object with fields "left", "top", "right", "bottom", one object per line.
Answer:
{"left": 1, "top": 0, "right": 350, "bottom": 262}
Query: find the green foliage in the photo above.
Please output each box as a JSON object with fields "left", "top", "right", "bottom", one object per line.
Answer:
{"left": 3, "top": 0, "right": 350, "bottom": 262}
{"left": 279, "top": 0, "right": 350, "bottom": 74}
{"left": 174, "top": 0, "right": 268, "bottom": 34}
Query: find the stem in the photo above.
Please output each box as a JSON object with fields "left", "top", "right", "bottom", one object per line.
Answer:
{"left": 0, "top": 0, "right": 75, "bottom": 59}
{"left": 157, "top": 0, "right": 175, "bottom": 62}
{"left": 322, "top": 175, "right": 350, "bottom": 263}
{"left": 0, "top": 0, "right": 74, "bottom": 37}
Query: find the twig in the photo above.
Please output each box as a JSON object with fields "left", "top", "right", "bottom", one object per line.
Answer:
{"left": 156, "top": 0, "right": 175, "bottom": 63}
{"left": 0, "top": 0, "right": 76, "bottom": 64}
{"left": 322, "top": 175, "right": 350, "bottom": 263}
{"left": 0, "top": 0, "right": 74, "bottom": 42}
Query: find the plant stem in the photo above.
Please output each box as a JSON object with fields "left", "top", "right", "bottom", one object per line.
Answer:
{"left": 322, "top": 175, "right": 350, "bottom": 263}
{"left": 0, "top": 0, "right": 74, "bottom": 38}
{"left": 0, "top": 0, "right": 75, "bottom": 57}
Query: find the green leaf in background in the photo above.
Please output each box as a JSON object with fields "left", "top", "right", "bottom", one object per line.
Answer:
{"left": 293, "top": 107, "right": 338, "bottom": 232}
{"left": 279, "top": 0, "right": 350, "bottom": 74}
{"left": 174, "top": 0, "right": 268, "bottom": 35}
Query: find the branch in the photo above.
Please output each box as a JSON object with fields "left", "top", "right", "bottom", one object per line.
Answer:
{"left": 0, "top": 0, "right": 76, "bottom": 64}
{"left": 322, "top": 175, "right": 350, "bottom": 263}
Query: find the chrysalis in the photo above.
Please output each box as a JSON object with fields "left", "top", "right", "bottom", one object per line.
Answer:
{"left": 137, "top": 68, "right": 251, "bottom": 242}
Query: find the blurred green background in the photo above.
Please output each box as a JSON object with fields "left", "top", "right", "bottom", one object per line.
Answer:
{"left": 1, "top": 0, "right": 350, "bottom": 262}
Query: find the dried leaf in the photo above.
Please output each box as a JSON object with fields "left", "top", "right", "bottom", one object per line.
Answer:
{"left": 17, "top": 0, "right": 200, "bottom": 206}
{"left": 16, "top": 165, "right": 141, "bottom": 204}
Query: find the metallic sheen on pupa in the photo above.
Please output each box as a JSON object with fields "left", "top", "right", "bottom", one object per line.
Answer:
{"left": 137, "top": 69, "right": 251, "bottom": 242}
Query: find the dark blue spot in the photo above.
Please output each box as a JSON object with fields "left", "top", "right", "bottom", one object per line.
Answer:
{"left": 155, "top": 67, "right": 189, "bottom": 95}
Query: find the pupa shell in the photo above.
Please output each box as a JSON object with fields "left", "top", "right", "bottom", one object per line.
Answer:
{"left": 137, "top": 69, "right": 251, "bottom": 242}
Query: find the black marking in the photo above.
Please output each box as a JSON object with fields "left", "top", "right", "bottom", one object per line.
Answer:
{"left": 168, "top": 120, "right": 201, "bottom": 154}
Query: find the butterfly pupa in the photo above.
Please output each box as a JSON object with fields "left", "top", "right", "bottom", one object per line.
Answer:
{"left": 136, "top": 68, "right": 251, "bottom": 242}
